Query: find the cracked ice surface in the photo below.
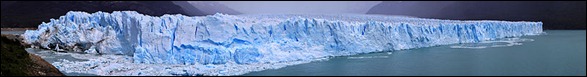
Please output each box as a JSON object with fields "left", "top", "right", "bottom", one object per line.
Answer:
{"left": 22, "top": 11, "right": 543, "bottom": 75}
{"left": 26, "top": 48, "right": 323, "bottom": 76}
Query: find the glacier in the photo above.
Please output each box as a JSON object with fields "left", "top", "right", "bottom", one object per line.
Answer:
{"left": 22, "top": 11, "right": 543, "bottom": 75}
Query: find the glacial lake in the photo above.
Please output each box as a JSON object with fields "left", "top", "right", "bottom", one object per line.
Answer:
{"left": 1, "top": 30, "right": 26, "bottom": 34}
{"left": 11, "top": 30, "right": 586, "bottom": 76}
{"left": 243, "top": 30, "right": 586, "bottom": 76}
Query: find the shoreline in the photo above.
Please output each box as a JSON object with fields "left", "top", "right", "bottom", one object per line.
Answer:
{"left": 1, "top": 34, "right": 64, "bottom": 76}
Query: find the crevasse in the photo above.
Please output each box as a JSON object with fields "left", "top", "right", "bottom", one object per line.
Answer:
{"left": 22, "top": 11, "right": 543, "bottom": 65}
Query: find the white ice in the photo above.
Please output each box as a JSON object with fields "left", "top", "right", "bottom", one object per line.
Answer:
{"left": 21, "top": 11, "right": 543, "bottom": 75}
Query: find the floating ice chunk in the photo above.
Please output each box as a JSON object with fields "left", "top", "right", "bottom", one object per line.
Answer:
{"left": 347, "top": 56, "right": 389, "bottom": 59}
{"left": 450, "top": 37, "right": 534, "bottom": 49}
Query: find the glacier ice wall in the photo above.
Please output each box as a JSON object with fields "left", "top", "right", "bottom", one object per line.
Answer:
{"left": 22, "top": 11, "right": 543, "bottom": 65}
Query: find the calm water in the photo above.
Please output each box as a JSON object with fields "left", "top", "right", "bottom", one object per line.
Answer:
{"left": 243, "top": 30, "right": 586, "bottom": 76}
{"left": 0, "top": 30, "right": 26, "bottom": 34}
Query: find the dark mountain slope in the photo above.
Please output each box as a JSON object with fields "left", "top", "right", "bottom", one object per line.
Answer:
{"left": 367, "top": 1, "right": 586, "bottom": 30}
{"left": 1, "top": 1, "right": 203, "bottom": 28}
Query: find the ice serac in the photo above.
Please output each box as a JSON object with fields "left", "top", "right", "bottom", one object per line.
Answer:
{"left": 22, "top": 11, "right": 543, "bottom": 65}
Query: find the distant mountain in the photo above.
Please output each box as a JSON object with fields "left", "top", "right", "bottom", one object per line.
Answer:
{"left": 367, "top": 1, "right": 586, "bottom": 30}
{"left": 1, "top": 1, "right": 205, "bottom": 28}
{"left": 171, "top": 1, "right": 209, "bottom": 16}
{"left": 174, "top": 1, "right": 241, "bottom": 15}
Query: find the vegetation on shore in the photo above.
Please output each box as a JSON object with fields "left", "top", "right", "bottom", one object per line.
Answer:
{"left": 1, "top": 34, "right": 64, "bottom": 76}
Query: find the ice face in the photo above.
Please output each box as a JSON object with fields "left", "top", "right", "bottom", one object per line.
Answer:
{"left": 22, "top": 11, "right": 543, "bottom": 65}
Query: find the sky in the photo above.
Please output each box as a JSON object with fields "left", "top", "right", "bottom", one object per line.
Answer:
{"left": 190, "top": 1, "right": 382, "bottom": 14}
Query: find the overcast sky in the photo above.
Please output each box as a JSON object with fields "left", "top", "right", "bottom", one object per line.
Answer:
{"left": 200, "top": 1, "right": 382, "bottom": 14}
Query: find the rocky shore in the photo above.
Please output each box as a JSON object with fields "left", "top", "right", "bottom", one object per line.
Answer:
{"left": 1, "top": 34, "right": 64, "bottom": 76}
